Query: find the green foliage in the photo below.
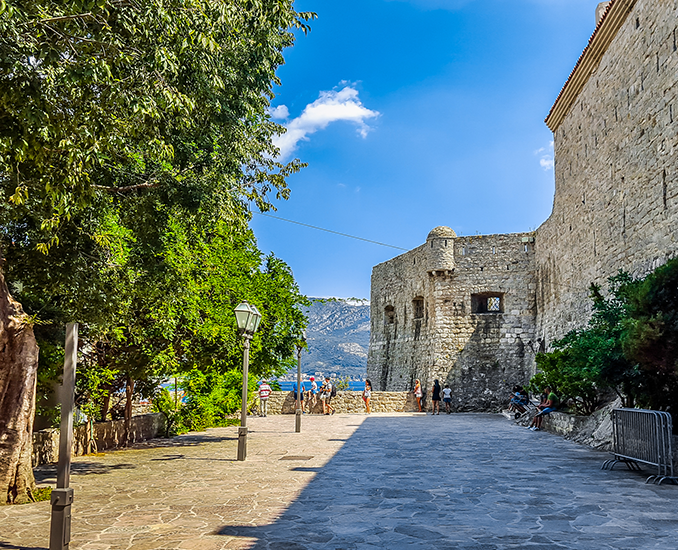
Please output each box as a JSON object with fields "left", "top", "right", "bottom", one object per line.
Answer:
{"left": 177, "top": 368, "right": 253, "bottom": 432}
{"left": 0, "top": 1, "right": 314, "bottom": 432}
{"left": 0, "top": 0, "right": 315, "bottom": 243}
{"left": 31, "top": 487, "right": 52, "bottom": 503}
{"left": 530, "top": 260, "right": 678, "bottom": 417}
{"left": 335, "top": 376, "right": 351, "bottom": 391}
{"left": 530, "top": 350, "right": 600, "bottom": 414}
{"left": 621, "top": 259, "right": 678, "bottom": 412}
{"left": 152, "top": 387, "right": 181, "bottom": 437}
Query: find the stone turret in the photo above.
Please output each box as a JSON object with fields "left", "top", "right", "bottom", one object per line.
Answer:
{"left": 426, "top": 226, "right": 456, "bottom": 276}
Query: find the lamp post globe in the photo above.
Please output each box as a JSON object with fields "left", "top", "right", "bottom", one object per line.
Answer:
{"left": 234, "top": 300, "right": 262, "bottom": 461}
{"left": 234, "top": 301, "right": 254, "bottom": 332}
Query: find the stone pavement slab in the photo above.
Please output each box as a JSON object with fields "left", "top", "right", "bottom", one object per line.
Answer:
{"left": 1, "top": 413, "right": 677, "bottom": 549}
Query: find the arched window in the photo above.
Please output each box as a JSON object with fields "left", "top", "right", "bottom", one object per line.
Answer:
{"left": 412, "top": 297, "right": 424, "bottom": 319}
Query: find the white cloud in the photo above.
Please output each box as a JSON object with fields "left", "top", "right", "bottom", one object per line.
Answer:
{"left": 540, "top": 158, "right": 554, "bottom": 170}
{"left": 272, "top": 86, "right": 379, "bottom": 160}
{"left": 535, "top": 140, "right": 554, "bottom": 171}
{"left": 269, "top": 105, "right": 289, "bottom": 120}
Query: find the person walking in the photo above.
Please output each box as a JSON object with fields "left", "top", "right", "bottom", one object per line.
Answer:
{"left": 431, "top": 379, "right": 441, "bottom": 415}
{"left": 362, "top": 379, "right": 372, "bottom": 414}
{"left": 258, "top": 380, "right": 271, "bottom": 417}
{"left": 306, "top": 376, "right": 318, "bottom": 414}
{"left": 414, "top": 379, "right": 423, "bottom": 412}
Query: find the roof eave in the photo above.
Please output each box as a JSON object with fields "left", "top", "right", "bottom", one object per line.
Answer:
{"left": 545, "top": 0, "right": 638, "bottom": 132}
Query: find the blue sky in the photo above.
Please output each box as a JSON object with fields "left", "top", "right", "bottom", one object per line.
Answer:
{"left": 250, "top": 0, "right": 601, "bottom": 299}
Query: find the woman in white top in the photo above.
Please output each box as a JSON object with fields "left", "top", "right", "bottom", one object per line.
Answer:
{"left": 362, "top": 379, "right": 372, "bottom": 414}
{"left": 414, "top": 379, "right": 423, "bottom": 412}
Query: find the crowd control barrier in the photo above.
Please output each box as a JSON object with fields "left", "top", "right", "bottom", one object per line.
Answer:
{"left": 602, "top": 408, "right": 677, "bottom": 485}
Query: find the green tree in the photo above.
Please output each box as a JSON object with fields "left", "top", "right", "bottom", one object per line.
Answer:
{"left": 0, "top": 0, "right": 315, "bottom": 503}
{"left": 622, "top": 259, "right": 678, "bottom": 412}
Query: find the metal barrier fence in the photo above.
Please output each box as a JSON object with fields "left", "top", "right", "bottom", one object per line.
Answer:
{"left": 601, "top": 408, "right": 677, "bottom": 485}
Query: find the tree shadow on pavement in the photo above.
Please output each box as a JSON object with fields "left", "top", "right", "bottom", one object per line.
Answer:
{"left": 34, "top": 462, "right": 136, "bottom": 484}
{"left": 0, "top": 542, "right": 48, "bottom": 550}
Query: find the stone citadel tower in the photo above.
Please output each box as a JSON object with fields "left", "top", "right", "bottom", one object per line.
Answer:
{"left": 367, "top": 0, "right": 678, "bottom": 410}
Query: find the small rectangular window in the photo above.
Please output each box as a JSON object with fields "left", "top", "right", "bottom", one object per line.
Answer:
{"left": 471, "top": 293, "right": 504, "bottom": 314}
{"left": 413, "top": 298, "right": 424, "bottom": 319}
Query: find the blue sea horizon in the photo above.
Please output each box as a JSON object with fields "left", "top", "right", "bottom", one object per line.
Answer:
{"left": 273, "top": 380, "right": 366, "bottom": 392}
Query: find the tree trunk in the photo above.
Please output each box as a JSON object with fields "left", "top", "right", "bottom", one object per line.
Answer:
{"left": 100, "top": 389, "right": 111, "bottom": 422}
{"left": 123, "top": 375, "right": 134, "bottom": 446}
{"left": 0, "top": 270, "right": 40, "bottom": 505}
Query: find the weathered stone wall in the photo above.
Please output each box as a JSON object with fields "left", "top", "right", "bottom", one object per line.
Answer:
{"left": 368, "top": 228, "right": 537, "bottom": 411}
{"left": 32, "top": 413, "right": 166, "bottom": 467}
{"left": 260, "top": 391, "right": 420, "bottom": 414}
{"left": 368, "top": 1, "right": 678, "bottom": 412}
{"left": 536, "top": 0, "right": 678, "bottom": 344}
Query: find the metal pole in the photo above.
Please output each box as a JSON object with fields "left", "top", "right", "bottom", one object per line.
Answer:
{"left": 295, "top": 346, "right": 302, "bottom": 433}
{"left": 237, "top": 334, "right": 251, "bottom": 461}
{"left": 50, "top": 322, "right": 78, "bottom": 550}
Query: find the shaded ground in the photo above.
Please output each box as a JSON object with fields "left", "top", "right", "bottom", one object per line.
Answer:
{"left": 1, "top": 413, "right": 677, "bottom": 549}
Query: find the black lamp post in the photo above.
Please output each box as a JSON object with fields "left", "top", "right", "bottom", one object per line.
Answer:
{"left": 295, "top": 330, "right": 306, "bottom": 433}
{"left": 234, "top": 301, "right": 262, "bottom": 461}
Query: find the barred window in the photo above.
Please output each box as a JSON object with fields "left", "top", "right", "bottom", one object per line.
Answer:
{"left": 471, "top": 293, "right": 504, "bottom": 314}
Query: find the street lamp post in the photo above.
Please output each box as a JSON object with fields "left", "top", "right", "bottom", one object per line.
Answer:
{"left": 295, "top": 331, "right": 306, "bottom": 433}
{"left": 50, "top": 322, "right": 78, "bottom": 550}
{"left": 234, "top": 301, "right": 262, "bottom": 461}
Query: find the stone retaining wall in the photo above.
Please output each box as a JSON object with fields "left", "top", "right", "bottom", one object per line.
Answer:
{"left": 542, "top": 412, "right": 589, "bottom": 439}
{"left": 258, "top": 391, "right": 420, "bottom": 415}
{"left": 32, "top": 413, "right": 166, "bottom": 467}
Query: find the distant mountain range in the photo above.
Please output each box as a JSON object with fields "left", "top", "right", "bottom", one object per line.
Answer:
{"left": 301, "top": 298, "right": 370, "bottom": 379}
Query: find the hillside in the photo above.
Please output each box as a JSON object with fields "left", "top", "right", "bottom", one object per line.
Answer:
{"left": 301, "top": 298, "right": 370, "bottom": 379}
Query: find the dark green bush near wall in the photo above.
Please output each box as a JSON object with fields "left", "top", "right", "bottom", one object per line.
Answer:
{"left": 530, "top": 260, "right": 678, "bottom": 421}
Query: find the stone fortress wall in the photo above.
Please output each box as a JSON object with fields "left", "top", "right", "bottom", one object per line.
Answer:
{"left": 368, "top": 0, "right": 678, "bottom": 410}
{"left": 367, "top": 228, "right": 537, "bottom": 411}
{"left": 536, "top": 0, "right": 678, "bottom": 343}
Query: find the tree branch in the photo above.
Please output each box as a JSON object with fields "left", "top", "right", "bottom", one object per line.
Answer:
{"left": 92, "top": 181, "right": 160, "bottom": 193}
{"left": 36, "top": 12, "right": 95, "bottom": 24}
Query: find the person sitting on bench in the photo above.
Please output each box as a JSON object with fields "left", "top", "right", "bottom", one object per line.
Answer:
{"left": 529, "top": 386, "right": 559, "bottom": 431}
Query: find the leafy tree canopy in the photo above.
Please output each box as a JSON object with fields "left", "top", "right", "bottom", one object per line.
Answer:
{"left": 0, "top": 0, "right": 314, "bottom": 247}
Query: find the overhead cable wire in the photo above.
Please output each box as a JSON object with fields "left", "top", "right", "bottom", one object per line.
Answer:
{"left": 253, "top": 212, "right": 409, "bottom": 251}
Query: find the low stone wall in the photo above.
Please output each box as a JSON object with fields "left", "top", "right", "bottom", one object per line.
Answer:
{"left": 32, "top": 413, "right": 166, "bottom": 467}
{"left": 542, "top": 412, "right": 589, "bottom": 438}
{"left": 259, "top": 391, "right": 419, "bottom": 415}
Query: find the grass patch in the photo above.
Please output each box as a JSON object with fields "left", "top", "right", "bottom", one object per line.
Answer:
{"left": 32, "top": 486, "right": 52, "bottom": 502}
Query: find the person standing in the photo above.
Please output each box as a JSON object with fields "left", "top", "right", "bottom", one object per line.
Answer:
{"left": 431, "top": 379, "right": 441, "bottom": 415}
{"left": 306, "top": 376, "right": 318, "bottom": 414}
{"left": 414, "top": 379, "right": 423, "bottom": 412}
{"left": 362, "top": 379, "right": 372, "bottom": 414}
{"left": 442, "top": 384, "right": 452, "bottom": 414}
{"left": 321, "top": 377, "right": 335, "bottom": 415}
{"left": 293, "top": 379, "right": 305, "bottom": 411}
{"left": 258, "top": 380, "right": 271, "bottom": 417}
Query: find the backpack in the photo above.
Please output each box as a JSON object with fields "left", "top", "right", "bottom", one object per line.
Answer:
{"left": 330, "top": 384, "right": 337, "bottom": 397}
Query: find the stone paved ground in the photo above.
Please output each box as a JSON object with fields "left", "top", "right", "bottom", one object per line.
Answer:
{"left": 1, "top": 413, "right": 677, "bottom": 549}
